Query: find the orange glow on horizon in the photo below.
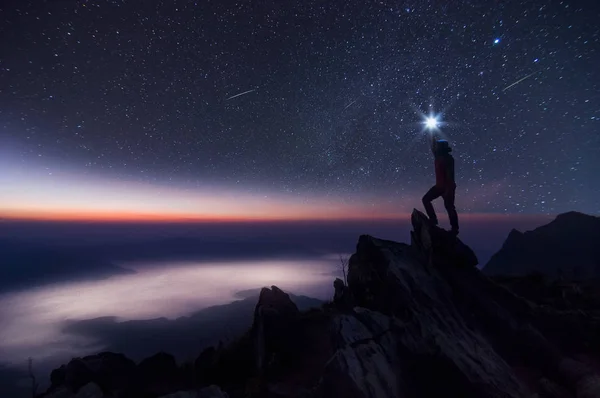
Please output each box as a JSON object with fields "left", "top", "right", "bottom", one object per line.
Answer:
{"left": 0, "top": 208, "right": 553, "bottom": 224}
{"left": 0, "top": 208, "right": 406, "bottom": 223}
{"left": 0, "top": 159, "right": 559, "bottom": 225}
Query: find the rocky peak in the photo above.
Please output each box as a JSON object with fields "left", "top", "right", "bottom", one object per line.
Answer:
{"left": 254, "top": 286, "right": 299, "bottom": 319}
{"left": 251, "top": 209, "right": 599, "bottom": 398}
{"left": 252, "top": 286, "right": 300, "bottom": 379}
{"left": 38, "top": 209, "right": 600, "bottom": 398}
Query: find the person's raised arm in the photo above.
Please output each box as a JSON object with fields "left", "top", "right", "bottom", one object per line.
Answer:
{"left": 429, "top": 133, "right": 438, "bottom": 155}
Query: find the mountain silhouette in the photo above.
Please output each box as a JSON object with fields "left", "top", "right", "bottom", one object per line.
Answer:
{"left": 60, "top": 292, "right": 323, "bottom": 362}
{"left": 483, "top": 211, "right": 600, "bottom": 279}
{"left": 0, "top": 238, "right": 135, "bottom": 293}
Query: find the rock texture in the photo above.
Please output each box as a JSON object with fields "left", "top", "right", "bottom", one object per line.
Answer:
{"left": 484, "top": 211, "right": 600, "bottom": 279}
{"left": 38, "top": 209, "right": 600, "bottom": 398}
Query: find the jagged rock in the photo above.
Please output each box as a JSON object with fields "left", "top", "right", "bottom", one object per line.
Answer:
{"left": 50, "top": 365, "right": 67, "bottom": 388}
{"left": 253, "top": 286, "right": 300, "bottom": 375}
{"left": 194, "top": 346, "right": 218, "bottom": 385}
{"left": 333, "top": 278, "right": 353, "bottom": 310}
{"left": 338, "top": 209, "right": 600, "bottom": 398}
{"left": 239, "top": 286, "right": 334, "bottom": 397}
{"left": 410, "top": 208, "right": 478, "bottom": 268}
{"left": 255, "top": 286, "right": 299, "bottom": 318}
{"left": 344, "top": 238, "right": 524, "bottom": 396}
{"left": 333, "top": 278, "right": 344, "bottom": 299}
{"left": 317, "top": 308, "right": 400, "bottom": 398}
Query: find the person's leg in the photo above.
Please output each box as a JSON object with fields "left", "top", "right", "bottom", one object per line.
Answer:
{"left": 422, "top": 186, "right": 443, "bottom": 225}
{"left": 443, "top": 187, "right": 459, "bottom": 234}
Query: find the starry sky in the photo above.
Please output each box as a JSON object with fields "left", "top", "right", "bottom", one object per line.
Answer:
{"left": 1, "top": 0, "right": 599, "bottom": 220}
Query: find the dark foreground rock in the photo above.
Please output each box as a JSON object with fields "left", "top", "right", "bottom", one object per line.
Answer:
{"left": 38, "top": 209, "right": 600, "bottom": 398}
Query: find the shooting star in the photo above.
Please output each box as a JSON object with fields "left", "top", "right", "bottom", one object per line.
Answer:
{"left": 502, "top": 71, "right": 538, "bottom": 92}
{"left": 225, "top": 89, "right": 256, "bottom": 101}
{"left": 343, "top": 99, "right": 358, "bottom": 110}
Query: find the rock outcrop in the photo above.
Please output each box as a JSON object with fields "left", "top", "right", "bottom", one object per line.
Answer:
{"left": 332, "top": 277, "right": 353, "bottom": 310}
{"left": 38, "top": 209, "right": 600, "bottom": 398}
{"left": 47, "top": 352, "right": 138, "bottom": 396}
{"left": 484, "top": 211, "right": 600, "bottom": 279}
{"left": 138, "top": 352, "right": 182, "bottom": 396}
{"left": 252, "top": 285, "right": 300, "bottom": 375}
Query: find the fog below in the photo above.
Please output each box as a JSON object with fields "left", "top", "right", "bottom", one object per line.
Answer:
{"left": 0, "top": 216, "right": 553, "bottom": 395}
{"left": 0, "top": 256, "right": 338, "bottom": 394}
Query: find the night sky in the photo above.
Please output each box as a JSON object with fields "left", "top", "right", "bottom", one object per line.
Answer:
{"left": 1, "top": 0, "right": 599, "bottom": 220}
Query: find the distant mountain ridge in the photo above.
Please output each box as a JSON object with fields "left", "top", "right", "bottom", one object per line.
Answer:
{"left": 483, "top": 211, "right": 600, "bottom": 279}
{"left": 0, "top": 234, "right": 343, "bottom": 294}
{"left": 0, "top": 238, "right": 135, "bottom": 293}
{"left": 60, "top": 291, "right": 323, "bottom": 362}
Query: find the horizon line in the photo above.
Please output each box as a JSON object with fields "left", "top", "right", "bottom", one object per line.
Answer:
{"left": 0, "top": 211, "right": 555, "bottom": 224}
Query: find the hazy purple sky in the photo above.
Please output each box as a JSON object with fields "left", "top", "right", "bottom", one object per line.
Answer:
{"left": 2, "top": 0, "right": 599, "bottom": 222}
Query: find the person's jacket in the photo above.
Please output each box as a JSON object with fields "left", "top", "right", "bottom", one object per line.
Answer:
{"left": 434, "top": 153, "right": 456, "bottom": 189}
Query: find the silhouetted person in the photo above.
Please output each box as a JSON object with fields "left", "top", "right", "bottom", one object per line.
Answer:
{"left": 422, "top": 135, "right": 459, "bottom": 235}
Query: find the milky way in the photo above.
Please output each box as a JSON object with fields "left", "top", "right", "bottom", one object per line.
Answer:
{"left": 1, "top": 0, "right": 599, "bottom": 216}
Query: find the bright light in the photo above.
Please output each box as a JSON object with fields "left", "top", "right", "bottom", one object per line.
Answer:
{"left": 494, "top": 38, "right": 500, "bottom": 44}
{"left": 425, "top": 117, "right": 438, "bottom": 129}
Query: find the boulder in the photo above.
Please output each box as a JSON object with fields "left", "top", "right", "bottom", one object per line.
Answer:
{"left": 138, "top": 351, "right": 181, "bottom": 395}
{"left": 139, "top": 352, "right": 178, "bottom": 378}
{"left": 410, "top": 208, "right": 478, "bottom": 268}
{"left": 332, "top": 278, "right": 353, "bottom": 310}
{"left": 51, "top": 352, "right": 137, "bottom": 394}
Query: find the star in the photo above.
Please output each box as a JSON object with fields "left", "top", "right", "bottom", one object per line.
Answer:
{"left": 425, "top": 117, "right": 439, "bottom": 130}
